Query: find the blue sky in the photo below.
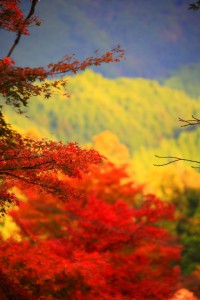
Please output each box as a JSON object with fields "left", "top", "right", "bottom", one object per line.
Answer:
{"left": 1, "top": 0, "right": 200, "bottom": 78}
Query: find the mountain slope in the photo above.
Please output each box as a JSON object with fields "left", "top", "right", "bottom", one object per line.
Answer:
{"left": 4, "top": 70, "right": 200, "bottom": 155}
{"left": 162, "top": 63, "right": 200, "bottom": 98}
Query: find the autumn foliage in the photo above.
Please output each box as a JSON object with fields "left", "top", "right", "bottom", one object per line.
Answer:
{"left": 0, "top": 1, "right": 194, "bottom": 299}
{"left": 0, "top": 132, "right": 104, "bottom": 216}
{"left": 0, "top": 162, "right": 181, "bottom": 299}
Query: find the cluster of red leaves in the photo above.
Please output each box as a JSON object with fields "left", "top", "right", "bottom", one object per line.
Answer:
{"left": 0, "top": 45, "right": 124, "bottom": 113}
{"left": 0, "top": 133, "right": 103, "bottom": 216}
{"left": 0, "top": 0, "right": 29, "bottom": 34}
{"left": 0, "top": 163, "right": 181, "bottom": 299}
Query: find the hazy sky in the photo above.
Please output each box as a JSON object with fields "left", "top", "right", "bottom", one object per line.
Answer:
{"left": 1, "top": 0, "right": 200, "bottom": 78}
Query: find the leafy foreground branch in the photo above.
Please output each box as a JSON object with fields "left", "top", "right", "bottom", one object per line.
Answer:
{"left": 0, "top": 0, "right": 124, "bottom": 137}
{"left": 0, "top": 133, "right": 103, "bottom": 216}
{"left": 0, "top": 0, "right": 124, "bottom": 212}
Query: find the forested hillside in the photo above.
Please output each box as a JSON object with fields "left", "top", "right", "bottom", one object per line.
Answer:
{"left": 4, "top": 70, "right": 200, "bottom": 155}
{"left": 163, "top": 63, "right": 200, "bottom": 98}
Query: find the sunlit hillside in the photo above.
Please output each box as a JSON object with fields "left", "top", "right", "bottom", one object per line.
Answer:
{"left": 3, "top": 70, "right": 200, "bottom": 157}
{"left": 163, "top": 63, "right": 200, "bottom": 98}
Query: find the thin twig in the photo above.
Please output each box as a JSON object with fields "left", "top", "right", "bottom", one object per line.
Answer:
{"left": 178, "top": 115, "right": 200, "bottom": 127}
{"left": 154, "top": 115, "right": 200, "bottom": 167}
{"left": 154, "top": 155, "right": 200, "bottom": 168}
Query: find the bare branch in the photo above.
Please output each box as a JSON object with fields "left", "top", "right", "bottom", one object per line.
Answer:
{"left": 7, "top": 0, "right": 39, "bottom": 57}
{"left": 178, "top": 115, "right": 200, "bottom": 127}
{"left": 154, "top": 115, "right": 200, "bottom": 167}
{"left": 154, "top": 155, "right": 200, "bottom": 168}
{"left": 189, "top": 0, "right": 200, "bottom": 10}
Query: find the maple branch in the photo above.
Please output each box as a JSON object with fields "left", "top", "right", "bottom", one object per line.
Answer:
{"left": 1, "top": 172, "right": 62, "bottom": 195}
{"left": 1, "top": 171, "right": 44, "bottom": 185}
{"left": 0, "top": 154, "right": 41, "bottom": 162}
{"left": 154, "top": 155, "right": 200, "bottom": 168}
{"left": 7, "top": 0, "right": 39, "bottom": 57}
{"left": 0, "top": 160, "right": 54, "bottom": 173}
